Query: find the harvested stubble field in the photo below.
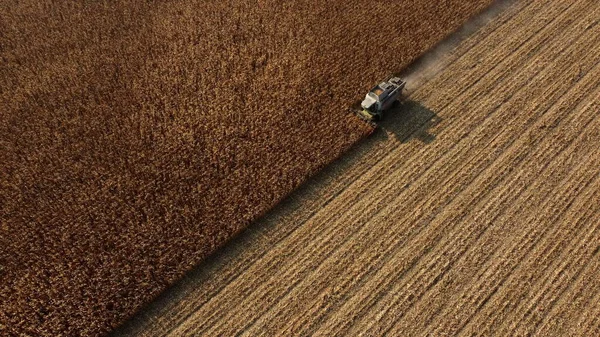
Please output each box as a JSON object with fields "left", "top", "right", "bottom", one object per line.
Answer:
{"left": 0, "top": 0, "right": 495, "bottom": 336}
{"left": 114, "top": 0, "right": 600, "bottom": 336}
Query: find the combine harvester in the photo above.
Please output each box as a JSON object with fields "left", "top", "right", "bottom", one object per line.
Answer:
{"left": 354, "top": 76, "right": 406, "bottom": 123}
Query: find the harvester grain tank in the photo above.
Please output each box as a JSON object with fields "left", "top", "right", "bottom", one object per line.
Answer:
{"left": 357, "top": 77, "right": 406, "bottom": 121}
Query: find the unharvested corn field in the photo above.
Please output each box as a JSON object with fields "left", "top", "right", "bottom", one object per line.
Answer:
{"left": 0, "top": 0, "right": 495, "bottom": 336}
{"left": 114, "top": 0, "right": 600, "bottom": 336}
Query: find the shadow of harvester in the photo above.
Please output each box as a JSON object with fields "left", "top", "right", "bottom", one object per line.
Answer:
{"left": 378, "top": 99, "right": 441, "bottom": 144}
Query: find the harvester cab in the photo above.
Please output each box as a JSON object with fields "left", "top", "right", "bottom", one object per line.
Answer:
{"left": 357, "top": 77, "right": 406, "bottom": 122}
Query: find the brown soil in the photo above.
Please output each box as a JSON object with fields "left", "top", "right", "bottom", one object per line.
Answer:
{"left": 0, "top": 0, "right": 493, "bottom": 336}
{"left": 111, "top": 0, "right": 600, "bottom": 336}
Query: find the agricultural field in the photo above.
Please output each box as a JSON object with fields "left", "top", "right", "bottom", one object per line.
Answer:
{"left": 114, "top": 0, "right": 600, "bottom": 336}
{"left": 0, "top": 0, "right": 493, "bottom": 336}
